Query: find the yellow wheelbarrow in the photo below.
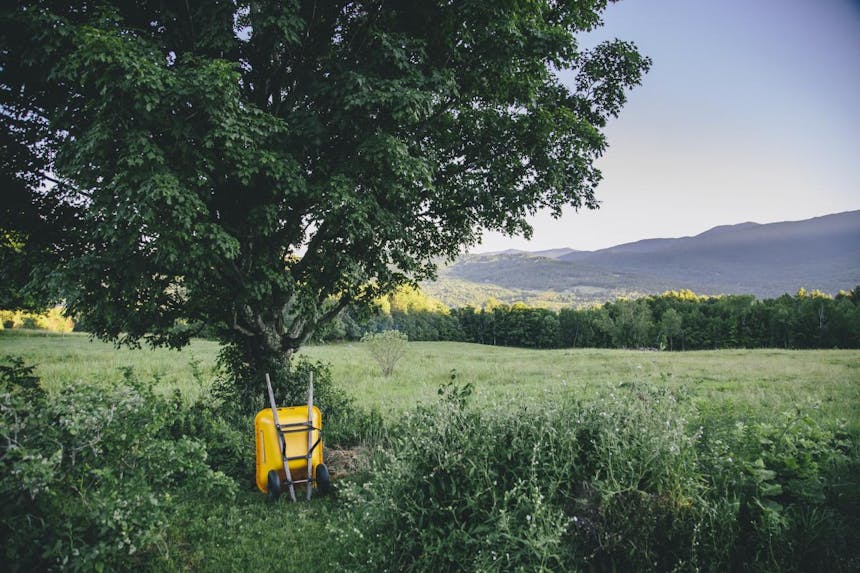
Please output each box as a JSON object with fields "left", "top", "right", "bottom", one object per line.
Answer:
{"left": 254, "top": 373, "right": 331, "bottom": 501}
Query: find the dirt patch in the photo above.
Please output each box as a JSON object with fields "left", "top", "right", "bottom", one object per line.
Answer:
{"left": 325, "top": 446, "right": 368, "bottom": 479}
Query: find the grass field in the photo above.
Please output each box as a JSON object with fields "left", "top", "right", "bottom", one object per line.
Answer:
{"left": 2, "top": 329, "right": 859, "bottom": 571}
{"left": 3, "top": 330, "right": 858, "bottom": 427}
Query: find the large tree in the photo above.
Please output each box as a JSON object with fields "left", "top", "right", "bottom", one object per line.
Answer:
{"left": 1, "top": 1, "right": 649, "bottom": 392}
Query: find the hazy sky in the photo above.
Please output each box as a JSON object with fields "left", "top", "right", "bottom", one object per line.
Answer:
{"left": 476, "top": 0, "right": 860, "bottom": 253}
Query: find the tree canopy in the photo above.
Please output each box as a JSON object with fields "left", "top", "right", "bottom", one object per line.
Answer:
{"left": 1, "top": 1, "right": 649, "bottom": 388}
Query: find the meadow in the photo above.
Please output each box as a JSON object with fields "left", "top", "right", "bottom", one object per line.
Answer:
{"left": 3, "top": 330, "right": 858, "bottom": 425}
{"left": 2, "top": 330, "right": 858, "bottom": 571}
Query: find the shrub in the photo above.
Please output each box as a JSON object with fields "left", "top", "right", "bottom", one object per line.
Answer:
{"left": 340, "top": 382, "right": 858, "bottom": 572}
{"left": 0, "top": 356, "right": 237, "bottom": 571}
{"left": 361, "top": 329, "right": 408, "bottom": 376}
{"left": 695, "top": 407, "right": 858, "bottom": 571}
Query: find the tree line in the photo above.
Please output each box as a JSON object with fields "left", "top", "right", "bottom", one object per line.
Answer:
{"left": 319, "top": 287, "right": 860, "bottom": 350}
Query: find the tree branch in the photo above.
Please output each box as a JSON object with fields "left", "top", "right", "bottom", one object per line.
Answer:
{"left": 296, "top": 295, "right": 351, "bottom": 347}
{"left": 231, "top": 307, "right": 256, "bottom": 337}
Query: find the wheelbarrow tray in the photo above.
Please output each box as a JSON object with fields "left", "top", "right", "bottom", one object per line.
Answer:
{"left": 254, "top": 405, "right": 323, "bottom": 494}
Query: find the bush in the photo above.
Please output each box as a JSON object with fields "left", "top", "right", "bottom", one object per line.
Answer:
{"left": 340, "top": 382, "right": 858, "bottom": 572}
{"left": 361, "top": 330, "right": 409, "bottom": 376}
{"left": 695, "top": 407, "right": 859, "bottom": 571}
{"left": 0, "top": 356, "right": 237, "bottom": 571}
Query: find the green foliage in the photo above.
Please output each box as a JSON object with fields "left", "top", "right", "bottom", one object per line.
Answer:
{"left": 342, "top": 383, "right": 858, "bottom": 572}
{"left": 0, "top": 348, "right": 383, "bottom": 571}
{"left": 421, "top": 275, "right": 571, "bottom": 309}
{"left": 344, "top": 286, "right": 860, "bottom": 351}
{"left": 315, "top": 286, "right": 464, "bottom": 343}
{"left": 0, "top": 357, "right": 237, "bottom": 571}
{"left": 212, "top": 351, "right": 357, "bottom": 443}
{"left": 1, "top": 337, "right": 857, "bottom": 571}
{"left": 212, "top": 348, "right": 380, "bottom": 450}
{"left": 0, "top": 1, "right": 649, "bottom": 386}
{"left": 0, "top": 355, "right": 39, "bottom": 388}
{"left": 361, "top": 330, "right": 409, "bottom": 377}
{"left": 695, "top": 406, "right": 859, "bottom": 571}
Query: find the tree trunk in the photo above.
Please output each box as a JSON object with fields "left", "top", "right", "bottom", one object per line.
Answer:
{"left": 218, "top": 306, "right": 302, "bottom": 413}
{"left": 217, "top": 332, "right": 293, "bottom": 414}
{"left": 219, "top": 298, "right": 348, "bottom": 412}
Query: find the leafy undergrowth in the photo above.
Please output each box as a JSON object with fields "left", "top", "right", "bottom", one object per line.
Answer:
{"left": 1, "top": 356, "right": 238, "bottom": 571}
{"left": 339, "top": 383, "right": 860, "bottom": 572}
{"left": 0, "top": 355, "right": 364, "bottom": 572}
{"left": 2, "top": 354, "right": 857, "bottom": 572}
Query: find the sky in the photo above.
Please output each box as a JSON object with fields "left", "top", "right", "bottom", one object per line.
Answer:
{"left": 475, "top": 0, "right": 860, "bottom": 253}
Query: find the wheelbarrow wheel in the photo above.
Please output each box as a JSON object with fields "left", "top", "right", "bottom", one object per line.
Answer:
{"left": 267, "top": 469, "right": 282, "bottom": 501}
{"left": 316, "top": 464, "right": 331, "bottom": 495}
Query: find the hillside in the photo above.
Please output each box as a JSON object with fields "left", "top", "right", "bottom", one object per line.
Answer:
{"left": 422, "top": 210, "right": 860, "bottom": 307}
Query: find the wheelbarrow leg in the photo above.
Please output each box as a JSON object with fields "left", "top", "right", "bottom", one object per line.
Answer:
{"left": 266, "top": 373, "right": 297, "bottom": 502}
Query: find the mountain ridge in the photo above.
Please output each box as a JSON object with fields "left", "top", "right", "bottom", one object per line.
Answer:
{"left": 423, "top": 210, "right": 860, "bottom": 307}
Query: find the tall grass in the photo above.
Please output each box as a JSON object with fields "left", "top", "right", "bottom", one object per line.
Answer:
{"left": 339, "top": 383, "right": 858, "bottom": 572}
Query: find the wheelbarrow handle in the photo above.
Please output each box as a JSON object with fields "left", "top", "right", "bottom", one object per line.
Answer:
{"left": 266, "top": 373, "right": 297, "bottom": 502}
{"left": 306, "top": 372, "right": 314, "bottom": 501}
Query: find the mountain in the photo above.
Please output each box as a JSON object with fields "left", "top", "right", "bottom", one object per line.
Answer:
{"left": 422, "top": 211, "right": 860, "bottom": 307}
{"left": 532, "top": 248, "right": 581, "bottom": 259}
{"left": 481, "top": 247, "right": 580, "bottom": 259}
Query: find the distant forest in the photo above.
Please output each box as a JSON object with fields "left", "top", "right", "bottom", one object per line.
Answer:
{"left": 6, "top": 287, "right": 859, "bottom": 351}
{"left": 319, "top": 286, "right": 860, "bottom": 350}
